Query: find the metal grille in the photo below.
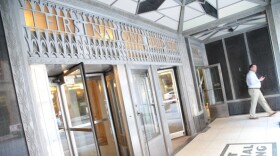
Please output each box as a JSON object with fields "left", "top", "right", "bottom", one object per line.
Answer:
{"left": 21, "top": 0, "right": 182, "bottom": 65}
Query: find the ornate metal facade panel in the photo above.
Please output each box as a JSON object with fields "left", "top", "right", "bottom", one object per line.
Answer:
{"left": 20, "top": 0, "right": 182, "bottom": 65}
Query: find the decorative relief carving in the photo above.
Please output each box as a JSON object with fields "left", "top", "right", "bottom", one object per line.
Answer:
{"left": 22, "top": 0, "right": 182, "bottom": 64}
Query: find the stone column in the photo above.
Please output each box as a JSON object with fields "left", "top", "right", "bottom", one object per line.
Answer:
{"left": 30, "top": 65, "right": 65, "bottom": 156}
{"left": 267, "top": 1, "right": 280, "bottom": 90}
{"left": 115, "top": 65, "right": 141, "bottom": 156}
{"left": 0, "top": 0, "right": 49, "bottom": 155}
{"left": 176, "top": 35, "right": 197, "bottom": 136}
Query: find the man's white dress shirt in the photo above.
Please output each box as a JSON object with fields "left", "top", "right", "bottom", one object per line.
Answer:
{"left": 246, "top": 71, "right": 261, "bottom": 89}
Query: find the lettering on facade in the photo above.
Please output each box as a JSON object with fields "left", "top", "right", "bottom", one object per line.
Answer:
{"left": 221, "top": 143, "right": 277, "bottom": 156}
{"left": 22, "top": 0, "right": 177, "bottom": 51}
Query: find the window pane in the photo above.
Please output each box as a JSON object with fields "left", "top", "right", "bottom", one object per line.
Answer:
{"left": 73, "top": 131, "right": 98, "bottom": 156}
{"left": 105, "top": 72, "right": 130, "bottom": 156}
{"left": 132, "top": 70, "right": 160, "bottom": 141}
{"left": 205, "top": 67, "right": 224, "bottom": 104}
{"left": 158, "top": 70, "right": 184, "bottom": 134}
{"left": 63, "top": 73, "right": 91, "bottom": 128}
{"left": 50, "top": 86, "right": 71, "bottom": 155}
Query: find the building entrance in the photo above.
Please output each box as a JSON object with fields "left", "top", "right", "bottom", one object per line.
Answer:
{"left": 127, "top": 66, "right": 167, "bottom": 156}
{"left": 196, "top": 64, "right": 229, "bottom": 121}
{"left": 158, "top": 69, "right": 185, "bottom": 139}
{"left": 49, "top": 63, "right": 125, "bottom": 156}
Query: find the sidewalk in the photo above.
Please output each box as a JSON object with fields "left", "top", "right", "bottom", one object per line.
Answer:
{"left": 176, "top": 113, "right": 280, "bottom": 156}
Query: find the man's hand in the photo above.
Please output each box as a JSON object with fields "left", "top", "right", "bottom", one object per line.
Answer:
{"left": 259, "top": 76, "right": 265, "bottom": 81}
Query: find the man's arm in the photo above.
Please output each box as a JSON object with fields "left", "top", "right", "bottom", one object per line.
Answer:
{"left": 259, "top": 76, "right": 265, "bottom": 81}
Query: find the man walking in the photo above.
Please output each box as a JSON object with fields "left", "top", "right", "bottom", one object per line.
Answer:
{"left": 246, "top": 64, "right": 277, "bottom": 119}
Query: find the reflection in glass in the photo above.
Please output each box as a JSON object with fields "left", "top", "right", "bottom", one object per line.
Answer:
{"left": 132, "top": 70, "right": 160, "bottom": 141}
{"left": 196, "top": 68, "right": 211, "bottom": 119}
{"left": 87, "top": 77, "right": 109, "bottom": 121}
{"left": 0, "top": 15, "right": 28, "bottom": 156}
{"left": 50, "top": 86, "right": 71, "bottom": 156}
{"left": 196, "top": 66, "right": 225, "bottom": 120}
{"left": 57, "top": 70, "right": 121, "bottom": 156}
{"left": 95, "top": 121, "right": 118, "bottom": 156}
{"left": 87, "top": 76, "right": 118, "bottom": 156}
{"left": 106, "top": 72, "right": 130, "bottom": 156}
{"left": 209, "top": 67, "right": 224, "bottom": 103}
{"left": 73, "top": 131, "right": 98, "bottom": 156}
{"left": 62, "top": 67, "right": 98, "bottom": 156}
{"left": 63, "top": 73, "right": 91, "bottom": 128}
{"left": 59, "top": 130, "right": 71, "bottom": 156}
{"left": 50, "top": 86, "right": 65, "bottom": 129}
{"left": 158, "top": 69, "right": 184, "bottom": 135}
{"left": 202, "top": 67, "right": 224, "bottom": 105}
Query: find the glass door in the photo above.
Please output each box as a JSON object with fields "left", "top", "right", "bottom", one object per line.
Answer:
{"left": 50, "top": 85, "right": 72, "bottom": 156}
{"left": 52, "top": 63, "right": 120, "bottom": 156}
{"left": 196, "top": 64, "right": 228, "bottom": 120}
{"left": 127, "top": 67, "right": 167, "bottom": 156}
{"left": 86, "top": 74, "right": 119, "bottom": 156}
{"left": 105, "top": 71, "right": 131, "bottom": 156}
{"left": 59, "top": 63, "right": 99, "bottom": 156}
{"left": 158, "top": 69, "right": 185, "bottom": 139}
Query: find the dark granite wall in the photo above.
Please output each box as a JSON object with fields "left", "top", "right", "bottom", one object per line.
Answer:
{"left": 205, "top": 27, "right": 280, "bottom": 115}
{"left": 206, "top": 40, "right": 233, "bottom": 100}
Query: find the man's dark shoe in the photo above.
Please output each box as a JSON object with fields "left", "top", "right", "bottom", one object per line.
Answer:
{"left": 249, "top": 117, "right": 258, "bottom": 119}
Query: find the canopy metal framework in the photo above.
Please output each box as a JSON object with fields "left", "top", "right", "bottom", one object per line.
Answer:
{"left": 91, "top": 0, "right": 269, "bottom": 42}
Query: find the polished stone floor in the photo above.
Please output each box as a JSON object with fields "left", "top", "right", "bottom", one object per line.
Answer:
{"left": 176, "top": 112, "right": 280, "bottom": 156}
{"left": 172, "top": 135, "right": 191, "bottom": 151}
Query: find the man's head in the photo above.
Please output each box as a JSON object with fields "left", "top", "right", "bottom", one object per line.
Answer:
{"left": 249, "top": 64, "right": 257, "bottom": 72}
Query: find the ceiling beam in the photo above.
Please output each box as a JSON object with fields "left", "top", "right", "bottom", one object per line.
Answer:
{"left": 203, "top": 23, "right": 267, "bottom": 44}
{"left": 191, "top": 13, "right": 266, "bottom": 36}
{"left": 178, "top": 0, "right": 187, "bottom": 33}
{"left": 173, "top": 0, "right": 183, "bottom": 5}
{"left": 245, "top": 0, "right": 268, "bottom": 6}
{"left": 203, "top": 30, "right": 219, "bottom": 41}
{"left": 182, "top": 5, "right": 267, "bottom": 36}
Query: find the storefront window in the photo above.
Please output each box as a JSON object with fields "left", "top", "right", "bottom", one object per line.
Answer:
{"left": 0, "top": 15, "right": 29, "bottom": 155}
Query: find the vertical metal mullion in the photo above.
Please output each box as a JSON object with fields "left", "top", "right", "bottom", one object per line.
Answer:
{"left": 57, "top": 84, "right": 76, "bottom": 156}
{"left": 266, "top": 6, "right": 280, "bottom": 92}
{"left": 244, "top": 33, "right": 252, "bottom": 64}
{"left": 170, "top": 69, "right": 186, "bottom": 134}
{"left": 79, "top": 63, "right": 102, "bottom": 156}
{"left": 217, "top": 64, "right": 228, "bottom": 105}
{"left": 185, "top": 38, "right": 203, "bottom": 113}
{"left": 101, "top": 74, "right": 121, "bottom": 156}
{"left": 135, "top": 73, "right": 150, "bottom": 156}
{"left": 222, "top": 39, "right": 236, "bottom": 100}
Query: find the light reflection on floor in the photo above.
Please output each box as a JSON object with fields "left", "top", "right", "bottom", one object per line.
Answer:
{"left": 176, "top": 112, "right": 280, "bottom": 156}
